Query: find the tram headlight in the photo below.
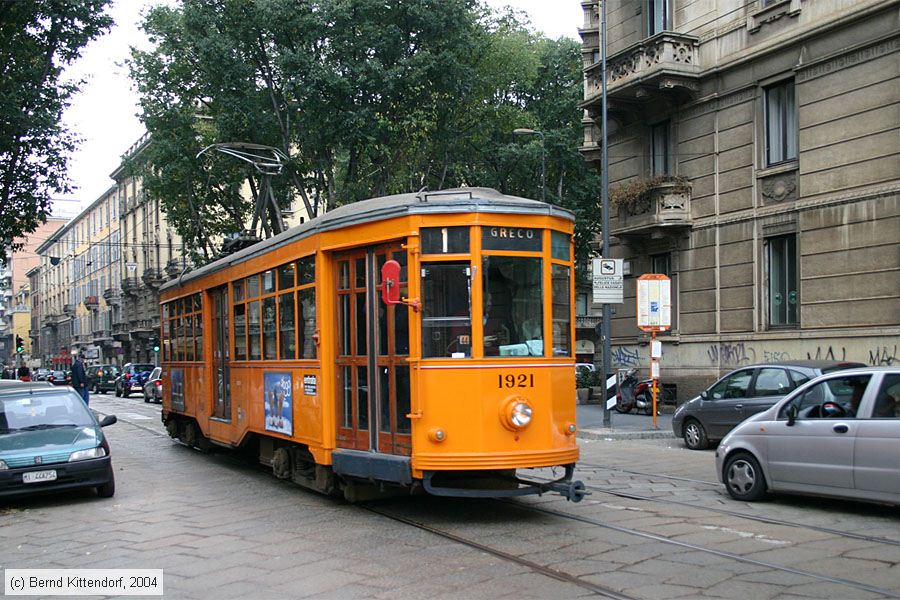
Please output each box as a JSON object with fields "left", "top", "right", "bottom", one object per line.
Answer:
{"left": 428, "top": 427, "right": 447, "bottom": 443}
{"left": 500, "top": 397, "right": 533, "bottom": 431}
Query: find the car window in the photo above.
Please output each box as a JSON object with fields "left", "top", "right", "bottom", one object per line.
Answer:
{"left": 0, "top": 392, "right": 94, "bottom": 432}
{"left": 150, "top": 367, "right": 162, "bottom": 380}
{"left": 134, "top": 364, "right": 155, "bottom": 373}
{"left": 871, "top": 374, "right": 900, "bottom": 419}
{"left": 780, "top": 374, "right": 872, "bottom": 420}
{"left": 787, "top": 369, "right": 810, "bottom": 387}
{"left": 708, "top": 370, "right": 753, "bottom": 400}
{"left": 752, "top": 368, "right": 792, "bottom": 397}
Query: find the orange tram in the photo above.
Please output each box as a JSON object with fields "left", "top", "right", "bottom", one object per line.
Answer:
{"left": 159, "top": 188, "right": 585, "bottom": 502}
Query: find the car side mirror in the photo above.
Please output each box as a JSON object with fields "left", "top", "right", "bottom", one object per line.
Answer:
{"left": 786, "top": 405, "right": 798, "bottom": 426}
{"left": 700, "top": 390, "right": 708, "bottom": 400}
{"left": 99, "top": 415, "right": 117, "bottom": 427}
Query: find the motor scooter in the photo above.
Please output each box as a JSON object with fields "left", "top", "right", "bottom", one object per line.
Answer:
{"left": 615, "top": 370, "right": 658, "bottom": 415}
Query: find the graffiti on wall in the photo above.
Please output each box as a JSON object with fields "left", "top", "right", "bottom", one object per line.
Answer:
{"left": 611, "top": 346, "right": 640, "bottom": 367}
{"left": 706, "top": 342, "right": 756, "bottom": 366}
{"left": 806, "top": 345, "right": 847, "bottom": 362}
{"left": 869, "top": 345, "right": 897, "bottom": 366}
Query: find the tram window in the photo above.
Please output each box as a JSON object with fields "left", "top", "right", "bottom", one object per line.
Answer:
{"left": 355, "top": 258, "right": 366, "bottom": 289}
{"left": 339, "top": 261, "right": 350, "bottom": 290}
{"left": 392, "top": 250, "right": 409, "bottom": 356}
{"left": 355, "top": 294, "right": 367, "bottom": 356}
{"left": 298, "top": 288, "right": 316, "bottom": 359}
{"left": 234, "top": 303, "right": 247, "bottom": 361}
{"left": 379, "top": 368, "right": 390, "bottom": 433}
{"left": 262, "top": 270, "right": 275, "bottom": 294}
{"left": 551, "top": 264, "right": 571, "bottom": 356}
{"left": 357, "top": 366, "right": 369, "bottom": 430}
{"left": 339, "top": 295, "right": 350, "bottom": 356}
{"left": 262, "top": 297, "right": 277, "bottom": 360}
{"left": 396, "top": 365, "right": 411, "bottom": 434}
{"left": 185, "top": 315, "right": 194, "bottom": 361}
{"left": 193, "top": 293, "right": 202, "bottom": 312}
{"left": 483, "top": 256, "right": 544, "bottom": 357}
{"left": 233, "top": 280, "right": 244, "bottom": 302}
{"left": 342, "top": 366, "right": 352, "bottom": 428}
{"left": 248, "top": 300, "right": 262, "bottom": 360}
{"left": 278, "top": 292, "right": 296, "bottom": 359}
{"left": 551, "top": 231, "right": 571, "bottom": 261}
{"left": 298, "top": 256, "right": 315, "bottom": 285}
{"left": 277, "top": 263, "right": 295, "bottom": 290}
{"left": 247, "top": 275, "right": 260, "bottom": 298}
{"left": 421, "top": 262, "right": 471, "bottom": 358}
{"left": 421, "top": 227, "right": 469, "bottom": 254}
{"left": 194, "top": 313, "right": 203, "bottom": 359}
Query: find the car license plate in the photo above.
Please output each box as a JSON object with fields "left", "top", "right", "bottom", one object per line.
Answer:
{"left": 23, "top": 470, "right": 57, "bottom": 484}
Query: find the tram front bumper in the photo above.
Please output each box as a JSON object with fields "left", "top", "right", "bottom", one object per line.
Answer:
{"left": 422, "top": 465, "right": 587, "bottom": 502}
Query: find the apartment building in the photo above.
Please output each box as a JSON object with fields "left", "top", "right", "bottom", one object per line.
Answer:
{"left": 111, "top": 133, "right": 185, "bottom": 364}
{"left": 35, "top": 187, "right": 122, "bottom": 368}
{"left": 580, "top": 0, "right": 899, "bottom": 398}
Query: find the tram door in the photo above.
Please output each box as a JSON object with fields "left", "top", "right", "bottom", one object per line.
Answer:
{"left": 212, "top": 287, "right": 231, "bottom": 420}
{"left": 335, "top": 243, "right": 411, "bottom": 455}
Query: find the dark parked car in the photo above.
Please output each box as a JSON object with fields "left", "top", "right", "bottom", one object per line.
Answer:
{"left": 47, "top": 371, "right": 71, "bottom": 386}
{"left": 143, "top": 367, "right": 162, "bottom": 403}
{"left": 0, "top": 385, "right": 117, "bottom": 499}
{"left": 115, "top": 363, "right": 156, "bottom": 398}
{"left": 673, "top": 360, "right": 865, "bottom": 449}
{"left": 90, "top": 365, "right": 120, "bottom": 394}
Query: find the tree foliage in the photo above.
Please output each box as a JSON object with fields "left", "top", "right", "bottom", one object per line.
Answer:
{"left": 129, "top": 0, "right": 599, "bottom": 267}
{"left": 0, "top": 0, "right": 113, "bottom": 257}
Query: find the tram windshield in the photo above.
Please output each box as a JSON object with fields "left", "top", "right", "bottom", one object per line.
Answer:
{"left": 483, "top": 256, "right": 543, "bottom": 357}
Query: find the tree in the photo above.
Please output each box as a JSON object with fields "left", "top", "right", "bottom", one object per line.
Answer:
{"left": 0, "top": 0, "right": 113, "bottom": 257}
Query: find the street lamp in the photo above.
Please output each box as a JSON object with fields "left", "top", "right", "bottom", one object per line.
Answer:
{"left": 513, "top": 128, "right": 546, "bottom": 202}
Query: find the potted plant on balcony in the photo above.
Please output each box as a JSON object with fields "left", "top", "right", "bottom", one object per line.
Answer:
{"left": 610, "top": 175, "right": 690, "bottom": 217}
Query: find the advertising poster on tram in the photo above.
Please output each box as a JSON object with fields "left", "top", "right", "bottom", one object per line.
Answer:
{"left": 170, "top": 368, "right": 185, "bottom": 412}
{"left": 264, "top": 372, "right": 293, "bottom": 436}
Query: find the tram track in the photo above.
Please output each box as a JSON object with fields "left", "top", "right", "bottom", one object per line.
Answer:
{"left": 361, "top": 503, "right": 638, "bottom": 600}
{"left": 570, "top": 464, "right": 900, "bottom": 547}
{"left": 504, "top": 500, "right": 900, "bottom": 599}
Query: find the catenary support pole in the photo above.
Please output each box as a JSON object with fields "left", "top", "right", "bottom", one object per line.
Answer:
{"left": 601, "top": 0, "right": 612, "bottom": 428}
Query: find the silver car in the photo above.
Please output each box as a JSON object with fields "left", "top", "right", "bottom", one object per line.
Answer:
{"left": 716, "top": 367, "right": 900, "bottom": 505}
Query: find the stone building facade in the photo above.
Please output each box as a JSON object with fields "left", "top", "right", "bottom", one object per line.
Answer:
{"left": 579, "top": 0, "right": 899, "bottom": 399}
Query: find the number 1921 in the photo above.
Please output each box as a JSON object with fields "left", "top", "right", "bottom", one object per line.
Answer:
{"left": 498, "top": 374, "right": 534, "bottom": 388}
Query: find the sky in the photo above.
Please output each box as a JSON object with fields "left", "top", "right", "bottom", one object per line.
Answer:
{"left": 57, "top": 0, "right": 584, "bottom": 215}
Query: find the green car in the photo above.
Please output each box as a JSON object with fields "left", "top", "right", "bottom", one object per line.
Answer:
{"left": 0, "top": 385, "right": 117, "bottom": 499}
{"left": 90, "top": 364, "right": 120, "bottom": 394}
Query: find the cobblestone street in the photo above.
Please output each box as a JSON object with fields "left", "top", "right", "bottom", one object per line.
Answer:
{"left": 2, "top": 393, "right": 898, "bottom": 599}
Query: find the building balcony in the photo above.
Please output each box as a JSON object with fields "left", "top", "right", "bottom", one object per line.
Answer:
{"left": 583, "top": 32, "right": 701, "bottom": 110}
{"left": 142, "top": 268, "right": 165, "bottom": 289}
{"left": 93, "top": 329, "right": 113, "bottom": 343}
{"left": 612, "top": 177, "right": 693, "bottom": 240}
{"left": 121, "top": 277, "right": 142, "bottom": 296}
{"left": 83, "top": 295, "right": 99, "bottom": 309}
{"left": 62, "top": 303, "right": 75, "bottom": 315}
{"left": 130, "top": 319, "right": 155, "bottom": 336}
{"left": 102, "top": 287, "right": 121, "bottom": 304}
{"left": 576, "top": 315, "right": 602, "bottom": 329}
{"left": 112, "top": 322, "right": 131, "bottom": 342}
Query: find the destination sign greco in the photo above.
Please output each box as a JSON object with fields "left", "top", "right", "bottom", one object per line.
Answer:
{"left": 481, "top": 227, "right": 542, "bottom": 252}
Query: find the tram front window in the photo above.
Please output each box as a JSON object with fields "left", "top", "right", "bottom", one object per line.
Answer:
{"left": 421, "top": 262, "right": 471, "bottom": 358}
{"left": 483, "top": 256, "right": 543, "bottom": 357}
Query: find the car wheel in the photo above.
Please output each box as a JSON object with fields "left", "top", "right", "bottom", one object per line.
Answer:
{"left": 143, "top": 390, "right": 150, "bottom": 403}
{"left": 115, "top": 385, "right": 122, "bottom": 397}
{"left": 96, "top": 468, "right": 116, "bottom": 498}
{"left": 724, "top": 452, "right": 767, "bottom": 502}
{"left": 122, "top": 388, "right": 130, "bottom": 398}
{"left": 683, "top": 419, "right": 709, "bottom": 450}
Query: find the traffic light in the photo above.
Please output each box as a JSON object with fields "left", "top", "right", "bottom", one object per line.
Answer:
{"left": 15, "top": 335, "right": 24, "bottom": 354}
{"left": 150, "top": 337, "right": 160, "bottom": 353}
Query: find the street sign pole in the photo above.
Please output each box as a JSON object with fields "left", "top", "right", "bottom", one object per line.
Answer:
{"left": 638, "top": 274, "right": 671, "bottom": 430}
{"left": 599, "top": 0, "right": 610, "bottom": 427}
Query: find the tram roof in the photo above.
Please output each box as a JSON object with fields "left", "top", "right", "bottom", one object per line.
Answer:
{"left": 162, "top": 187, "right": 574, "bottom": 292}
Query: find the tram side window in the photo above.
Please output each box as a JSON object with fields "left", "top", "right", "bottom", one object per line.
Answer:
{"left": 483, "top": 256, "right": 543, "bottom": 357}
{"left": 298, "top": 287, "right": 317, "bottom": 359}
{"left": 421, "top": 262, "right": 471, "bottom": 358}
{"left": 551, "top": 264, "right": 571, "bottom": 356}
{"left": 234, "top": 303, "right": 247, "bottom": 360}
{"left": 162, "top": 293, "right": 203, "bottom": 363}
{"left": 248, "top": 300, "right": 262, "bottom": 360}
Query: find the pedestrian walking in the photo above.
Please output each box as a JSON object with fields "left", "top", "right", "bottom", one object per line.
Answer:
{"left": 70, "top": 352, "right": 90, "bottom": 405}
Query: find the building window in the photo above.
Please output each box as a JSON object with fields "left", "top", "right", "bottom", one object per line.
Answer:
{"left": 767, "top": 235, "right": 797, "bottom": 327}
{"left": 648, "top": 0, "right": 671, "bottom": 35}
{"left": 650, "top": 122, "right": 670, "bottom": 176}
{"left": 651, "top": 253, "right": 671, "bottom": 276}
{"left": 764, "top": 80, "right": 797, "bottom": 166}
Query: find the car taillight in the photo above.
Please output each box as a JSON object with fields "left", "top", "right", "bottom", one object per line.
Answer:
{"left": 48, "top": 376, "right": 54, "bottom": 381}
{"left": 155, "top": 380, "right": 162, "bottom": 387}
{"left": 97, "top": 370, "right": 103, "bottom": 376}
{"left": 125, "top": 373, "right": 131, "bottom": 380}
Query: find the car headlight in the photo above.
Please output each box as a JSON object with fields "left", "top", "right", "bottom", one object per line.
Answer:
{"left": 0, "top": 460, "right": 7, "bottom": 470}
{"left": 68, "top": 447, "right": 107, "bottom": 462}
{"left": 500, "top": 397, "right": 533, "bottom": 431}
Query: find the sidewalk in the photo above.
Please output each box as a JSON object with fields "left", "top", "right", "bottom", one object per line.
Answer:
{"left": 576, "top": 402, "right": 674, "bottom": 440}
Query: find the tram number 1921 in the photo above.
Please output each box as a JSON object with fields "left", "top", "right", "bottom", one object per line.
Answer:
{"left": 498, "top": 374, "right": 534, "bottom": 388}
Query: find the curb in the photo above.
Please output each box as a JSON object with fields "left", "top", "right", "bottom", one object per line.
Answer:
{"left": 577, "top": 428, "right": 674, "bottom": 441}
